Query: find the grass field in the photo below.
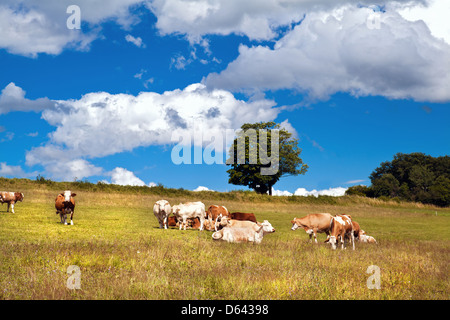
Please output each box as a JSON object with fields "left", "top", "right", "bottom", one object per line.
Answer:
{"left": 0, "top": 184, "right": 449, "bottom": 300}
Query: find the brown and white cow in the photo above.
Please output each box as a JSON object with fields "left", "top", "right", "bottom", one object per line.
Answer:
{"left": 207, "top": 205, "right": 229, "bottom": 231}
{"left": 0, "top": 192, "right": 24, "bottom": 213}
{"left": 328, "top": 214, "right": 355, "bottom": 250}
{"left": 153, "top": 200, "right": 172, "bottom": 229}
{"left": 229, "top": 212, "right": 257, "bottom": 223}
{"left": 290, "top": 213, "right": 333, "bottom": 243}
{"left": 172, "top": 201, "right": 206, "bottom": 231}
{"left": 212, "top": 220, "right": 275, "bottom": 244}
{"left": 55, "top": 190, "right": 76, "bottom": 225}
{"left": 351, "top": 220, "right": 363, "bottom": 241}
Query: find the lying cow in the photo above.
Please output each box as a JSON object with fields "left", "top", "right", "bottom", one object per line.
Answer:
{"left": 0, "top": 191, "right": 24, "bottom": 213}
{"left": 359, "top": 231, "right": 377, "bottom": 244}
{"left": 291, "top": 213, "right": 333, "bottom": 243}
{"left": 207, "top": 205, "right": 229, "bottom": 231}
{"left": 328, "top": 214, "right": 355, "bottom": 250}
{"left": 212, "top": 220, "right": 275, "bottom": 244}
{"left": 229, "top": 212, "right": 257, "bottom": 223}
{"left": 55, "top": 190, "right": 76, "bottom": 225}
{"left": 172, "top": 201, "right": 206, "bottom": 231}
{"left": 153, "top": 200, "right": 172, "bottom": 229}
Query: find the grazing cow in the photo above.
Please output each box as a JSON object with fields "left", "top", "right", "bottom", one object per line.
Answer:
{"left": 0, "top": 192, "right": 24, "bottom": 213}
{"left": 290, "top": 213, "right": 333, "bottom": 243}
{"left": 328, "top": 215, "right": 355, "bottom": 250}
{"left": 229, "top": 212, "right": 257, "bottom": 223}
{"left": 207, "top": 205, "right": 229, "bottom": 231}
{"left": 55, "top": 190, "right": 76, "bottom": 225}
{"left": 172, "top": 201, "right": 206, "bottom": 231}
{"left": 153, "top": 200, "right": 172, "bottom": 229}
{"left": 212, "top": 220, "right": 275, "bottom": 244}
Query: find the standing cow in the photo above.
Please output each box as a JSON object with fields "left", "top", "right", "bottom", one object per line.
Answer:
{"left": 207, "top": 205, "right": 229, "bottom": 231}
{"left": 172, "top": 201, "right": 206, "bottom": 231}
{"left": 153, "top": 200, "right": 172, "bottom": 229}
{"left": 328, "top": 215, "right": 355, "bottom": 250}
{"left": 55, "top": 190, "right": 76, "bottom": 225}
{"left": 0, "top": 192, "right": 24, "bottom": 213}
{"left": 291, "top": 213, "right": 333, "bottom": 243}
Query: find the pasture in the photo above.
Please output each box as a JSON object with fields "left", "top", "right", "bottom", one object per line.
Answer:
{"left": 0, "top": 184, "right": 449, "bottom": 300}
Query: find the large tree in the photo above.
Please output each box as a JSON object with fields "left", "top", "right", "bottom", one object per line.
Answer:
{"left": 226, "top": 121, "right": 308, "bottom": 195}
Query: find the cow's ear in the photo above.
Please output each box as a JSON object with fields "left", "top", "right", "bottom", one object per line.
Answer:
{"left": 60, "top": 193, "right": 64, "bottom": 196}
{"left": 71, "top": 193, "right": 77, "bottom": 197}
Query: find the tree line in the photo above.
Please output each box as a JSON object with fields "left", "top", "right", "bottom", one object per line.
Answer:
{"left": 346, "top": 152, "right": 450, "bottom": 207}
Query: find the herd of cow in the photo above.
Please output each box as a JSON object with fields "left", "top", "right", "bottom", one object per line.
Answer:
{"left": 0, "top": 190, "right": 377, "bottom": 249}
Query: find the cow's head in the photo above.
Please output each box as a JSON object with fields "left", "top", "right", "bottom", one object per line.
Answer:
{"left": 291, "top": 218, "right": 300, "bottom": 231}
{"left": 62, "top": 190, "right": 76, "bottom": 202}
{"left": 260, "top": 220, "right": 275, "bottom": 233}
{"left": 16, "top": 193, "right": 24, "bottom": 202}
{"left": 329, "top": 236, "right": 337, "bottom": 250}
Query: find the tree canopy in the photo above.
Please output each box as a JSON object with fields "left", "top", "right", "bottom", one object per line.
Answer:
{"left": 346, "top": 152, "right": 450, "bottom": 207}
{"left": 226, "top": 121, "right": 308, "bottom": 195}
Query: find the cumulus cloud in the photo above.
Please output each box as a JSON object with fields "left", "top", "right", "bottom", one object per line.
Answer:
{"left": 0, "top": 82, "right": 55, "bottom": 114}
{"left": 0, "top": 162, "right": 37, "bottom": 178}
{"left": 148, "top": 0, "right": 421, "bottom": 43}
{"left": 193, "top": 186, "right": 214, "bottom": 192}
{"left": 205, "top": 5, "right": 450, "bottom": 102}
{"left": 21, "top": 83, "right": 277, "bottom": 180}
{"left": 109, "top": 167, "right": 146, "bottom": 186}
{"left": 294, "top": 187, "right": 347, "bottom": 197}
{"left": 125, "top": 34, "right": 145, "bottom": 48}
{"left": 0, "top": 0, "right": 143, "bottom": 56}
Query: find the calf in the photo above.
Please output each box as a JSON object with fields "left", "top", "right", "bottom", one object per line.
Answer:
{"left": 0, "top": 192, "right": 24, "bottom": 213}
{"left": 290, "top": 213, "right": 333, "bottom": 243}
{"left": 328, "top": 215, "right": 355, "bottom": 250}
{"left": 229, "top": 212, "right": 257, "bottom": 223}
{"left": 153, "top": 200, "right": 172, "bottom": 229}
{"left": 55, "top": 190, "right": 76, "bottom": 225}
{"left": 360, "top": 233, "right": 377, "bottom": 244}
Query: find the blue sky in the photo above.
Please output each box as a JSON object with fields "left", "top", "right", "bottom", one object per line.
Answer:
{"left": 0, "top": 0, "right": 449, "bottom": 195}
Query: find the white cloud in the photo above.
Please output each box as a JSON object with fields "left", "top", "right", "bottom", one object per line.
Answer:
{"left": 193, "top": 186, "right": 213, "bottom": 192}
{"left": 0, "top": 162, "right": 37, "bottom": 178}
{"left": 272, "top": 188, "right": 293, "bottom": 196}
{"left": 294, "top": 187, "right": 347, "bottom": 197}
{"left": 109, "top": 167, "right": 146, "bottom": 186}
{"left": 0, "top": 82, "right": 55, "bottom": 114}
{"left": 125, "top": 34, "right": 145, "bottom": 48}
{"left": 21, "top": 82, "right": 276, "bottom": 180}
{"left": 205, "top": 5, "right": 450, "bottom": 103}
{"left": 398, "top": 0, "right": 450, "bottom": 45}
{"left": 0, "top": 0, "right": 143, "bottom": 57}
{"left": 148, "top": 0, "right": 421, "bottom": 43}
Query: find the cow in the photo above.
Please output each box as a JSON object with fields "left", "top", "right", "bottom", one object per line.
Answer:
{"left": 351, "top": 220, "right": 363, "bottom": 241}
{"left": 55, "top": 190, "right": 76, "bottom": 225}
{"left": 328, "top": 214, "right": 355, "bottom": 250}
{"left": 172, "top": 201, "right": 206, "bottom": 231}
{"left": 229, "top": 212, "right": 257, "bottom": 223}
{"left": 359, "top": 232, "right": 377, "bottom": 244}
{"left": 212, "top": 220, "right": 275, "bottom": 244}
{"left": 206, "top": 205, "right": 229, "bottom": 231}
{"left": 0, "top": 192, "right": 24, "bottom": 213}
{"left": 290, "top": 213, "right": 333, "bottom": 243}
{"left": 153, "top": 200, "right": 172, "bottom": 229}
{"left": 167, "top": 215, "right": 178, "bottom": 227}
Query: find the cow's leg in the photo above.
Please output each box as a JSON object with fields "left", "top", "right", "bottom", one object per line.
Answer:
{"left": 6, "top": 202, "right": 10, "bottom": 213}
{"left": 199, "top": 216, "right": 204, "bottom": 231}
{"left": 313, "top": 228, "right": 318, "bottom": 243}
{"left": 351, "top": 233, "right": 355, "bottom": 250}
{"left": 70, "top": 211, "right": 74, "bottom": 225}
{"left": 11, "top": 202, "right": 15, "bottom": 213}
{"left": 163, "top": 216, "right": 168, "bottom": 229}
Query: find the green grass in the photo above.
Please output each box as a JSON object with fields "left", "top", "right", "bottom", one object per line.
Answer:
{"left": 0, "top": 187, "right": 449, "bottom": 300}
